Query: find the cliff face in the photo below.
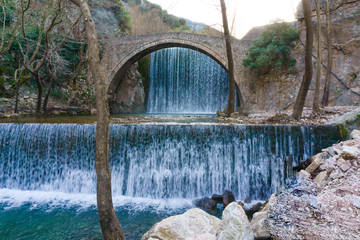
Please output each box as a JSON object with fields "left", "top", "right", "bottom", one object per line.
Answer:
{"left": 242, "top": 0, "right": 360, "bottom": 112}
{"left": 319, "top": 0, "right": 360, "bottom": 106}
{"left": 109, "top": 64, "right": 146, "bottom": 114}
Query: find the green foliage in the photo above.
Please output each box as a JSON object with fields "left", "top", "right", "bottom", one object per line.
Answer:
{"left": 58, "top": 39, "right": 87, "bottom": 79}
{"left": 162, "top": 13, "right": 185, "bottom": 30}
{"left": 0, "top": 75, "right": 5, "bottom": 97}
{"left": 129, "top": 0, "right": 189, "bottom": 30}
{"left": 138, "top": 56, "right": 150, "bottom": 97}
{"left": 112, "top": 1, "right": 132, "bottom": 34}
{"left": 0, "top": 3, "right": 15, "bottom": 27}
{"left": 243, "top": 22, "right": 298, "bottom": 75}
{"left": 123, "top": 0, "right": 141, "bottom": 6}
{"left": 350, "top": 72, "right": 358, "bottom": 83}
{"left": 338, "top": 124, "right": 348, "bottom": 140}
{"left": 179, "top": 18, "right": 186, "bottom": 26}
{"left": 50, "top": 88, "right": 63, "bottom": 99}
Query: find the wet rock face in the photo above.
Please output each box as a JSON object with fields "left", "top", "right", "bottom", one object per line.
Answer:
{"left": 109, "top": 63, "right": 146, "bottom": 114}
{"left": 267, "top": 130, "right": 360, "bottom": 239}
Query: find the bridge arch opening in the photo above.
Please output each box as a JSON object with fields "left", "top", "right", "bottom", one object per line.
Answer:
{"left": 108, "top": 39, "right": 241, "bottom": 114}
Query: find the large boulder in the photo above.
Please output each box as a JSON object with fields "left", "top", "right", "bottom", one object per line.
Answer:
{"left": 216, "top": 202, "right": 254, "bottom": 240}
{"left": 141, "top": 208, "right": 220, "bottom": 240}
{"left": 250, "top": 194, "right": 276, "bottom": 239}
{"left": 250, "top": 211, "right": 269, "bottom": 239}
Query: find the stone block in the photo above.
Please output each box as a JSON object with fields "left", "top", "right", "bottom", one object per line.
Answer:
{"left": 338, "top": 160, "right": 352, "bottom": 172}
{"left": 314, "top": 171, "right": 329, "bottom": 187}
{"left": 340, "top": 146, "right": 359, "bottom": 160}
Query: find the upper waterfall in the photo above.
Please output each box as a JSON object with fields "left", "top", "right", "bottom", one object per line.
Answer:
{"left": 146, "top": 48, "right": 230, "bottom": 114}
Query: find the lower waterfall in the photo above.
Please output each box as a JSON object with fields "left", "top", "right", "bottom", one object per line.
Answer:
{"left": 0, "top": 123, "right": 340, "bottom": 201}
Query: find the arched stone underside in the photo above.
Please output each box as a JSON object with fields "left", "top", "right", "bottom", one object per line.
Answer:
{"left": 103, "top": 32, "right": 252, "bottom": 111}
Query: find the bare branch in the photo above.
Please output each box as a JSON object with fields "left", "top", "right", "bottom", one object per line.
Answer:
{"left": 21, "top": 0, "right": 31, "bottom": 37}
{"left": 68, "top": 0, "right": 80, "bottom": 7}
{"left": 0, "top": 6, "right": 7, "bottom": 50}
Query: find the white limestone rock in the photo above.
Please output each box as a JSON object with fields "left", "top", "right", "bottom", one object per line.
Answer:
{"left": 216, "top": 202, "right": 254, "bottom": 240}
{"left": 314, "top": 171, "right": 329, "bottom": 187}
{"left": 298, "top": 170, "right": 311, "bottom": 180}
{"left": 340, "top": 145, "right": 360, "bottom": 160}
{"left": 141, "top": 208, "right": 220, "bottom": 240}
{"left": 250, "top": 211, "right": 270, "bottom": 239}
{"left": 350, "top": 130, "right": 360, "bottom": 141}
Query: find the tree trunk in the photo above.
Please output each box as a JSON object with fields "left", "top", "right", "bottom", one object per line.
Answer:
{"left": 220, "top": 0, "right": 236, "bottom": 116}
{"left": 292, "top": 0, "right": 314, "bottom": 119}
{"left": 14, "top": 69, "right": 24, "bottom": 114}
{"left": 313, "top": 0, "right": 322, "bottom": 113}
{"left": 42, "top": 77, "right": 55, "bottom": 113}
{"left": 35, "top": 73, "right": 43, "bottom": 113}
{"left": 68, "top": 0, "right": 125, "bottom": 239}
{"left": 321, "top": 0, "right": 332, "bottom": 107}
{"left": 14, "top": 83, "right": 20, "bottom": 113}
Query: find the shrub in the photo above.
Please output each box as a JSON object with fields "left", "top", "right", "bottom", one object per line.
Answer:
{"left": 243, "top": 22, "right": 298, "bottom": 75}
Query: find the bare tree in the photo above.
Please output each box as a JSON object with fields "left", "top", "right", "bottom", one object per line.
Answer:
{"left": 313, "top": 0, "right": 322, "bottom": 113}
{"left": 19, "top": 0, "right": 62, "bottom": 113}
{"left": 15, "top": 0, "right": 81, "bottom": 113}
{"left": 0, "top": 1, "right": 21, "bottom": 54}
{"left": 292, "top": 0, "right": 314, "bottom": 119}
{"left": 220, "top": 0, "right": 235, "bottom": 116}
{"left": 68, "top": 0, "right": 126, "bottom": 239}
{"left": 321, "top": 0, "right": 332, "bottom": 107}
{"left": 41, "top": 14, "right": 82, "bottom": 113}
{"left": 67, "top": 42, "right": 86, "bottom": 106}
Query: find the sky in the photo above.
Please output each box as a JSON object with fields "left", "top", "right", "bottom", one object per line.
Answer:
{"left": 147, "top": 0, "right": 302, "bottom": 38}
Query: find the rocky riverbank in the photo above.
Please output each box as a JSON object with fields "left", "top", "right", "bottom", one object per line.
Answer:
{"left": 267, "top": 130, "right": 360, "bottom": 239}
{"left": 141, "top": 130, "right": 360, "bottom": 240}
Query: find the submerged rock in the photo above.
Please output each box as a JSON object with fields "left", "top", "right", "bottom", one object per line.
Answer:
{"left": 245, "top": 202, "right": 264, "bottom": 219}
{"left": 222, "top": 190, "right": 235, "bottom": 208}
{"left": 141, "top": 208, "right": 220, "bottom": 240}
{"left": 194, "top": 197, "right": 217, "bottom": 211}
{"left": 211, "top": 194, "right": 223, "bottom": 204}
{"left": 216, "top": 202, "right": 254, "bottom": 240}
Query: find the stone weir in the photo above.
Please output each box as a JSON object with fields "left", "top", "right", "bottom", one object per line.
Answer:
{"left": 0, "top": 123, "right": 340, "bottom": 202}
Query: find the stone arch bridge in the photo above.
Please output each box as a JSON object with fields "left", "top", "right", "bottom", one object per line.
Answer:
{"left": 103, "top": 32, "right": 252, "bottom": 112}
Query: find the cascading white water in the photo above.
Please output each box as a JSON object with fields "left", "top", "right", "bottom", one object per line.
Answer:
{"left": 146, "top": 48, "right": 230, "bottom": 114}
{"left": 0, "top": 123, "right": 340, "bottom": 201}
